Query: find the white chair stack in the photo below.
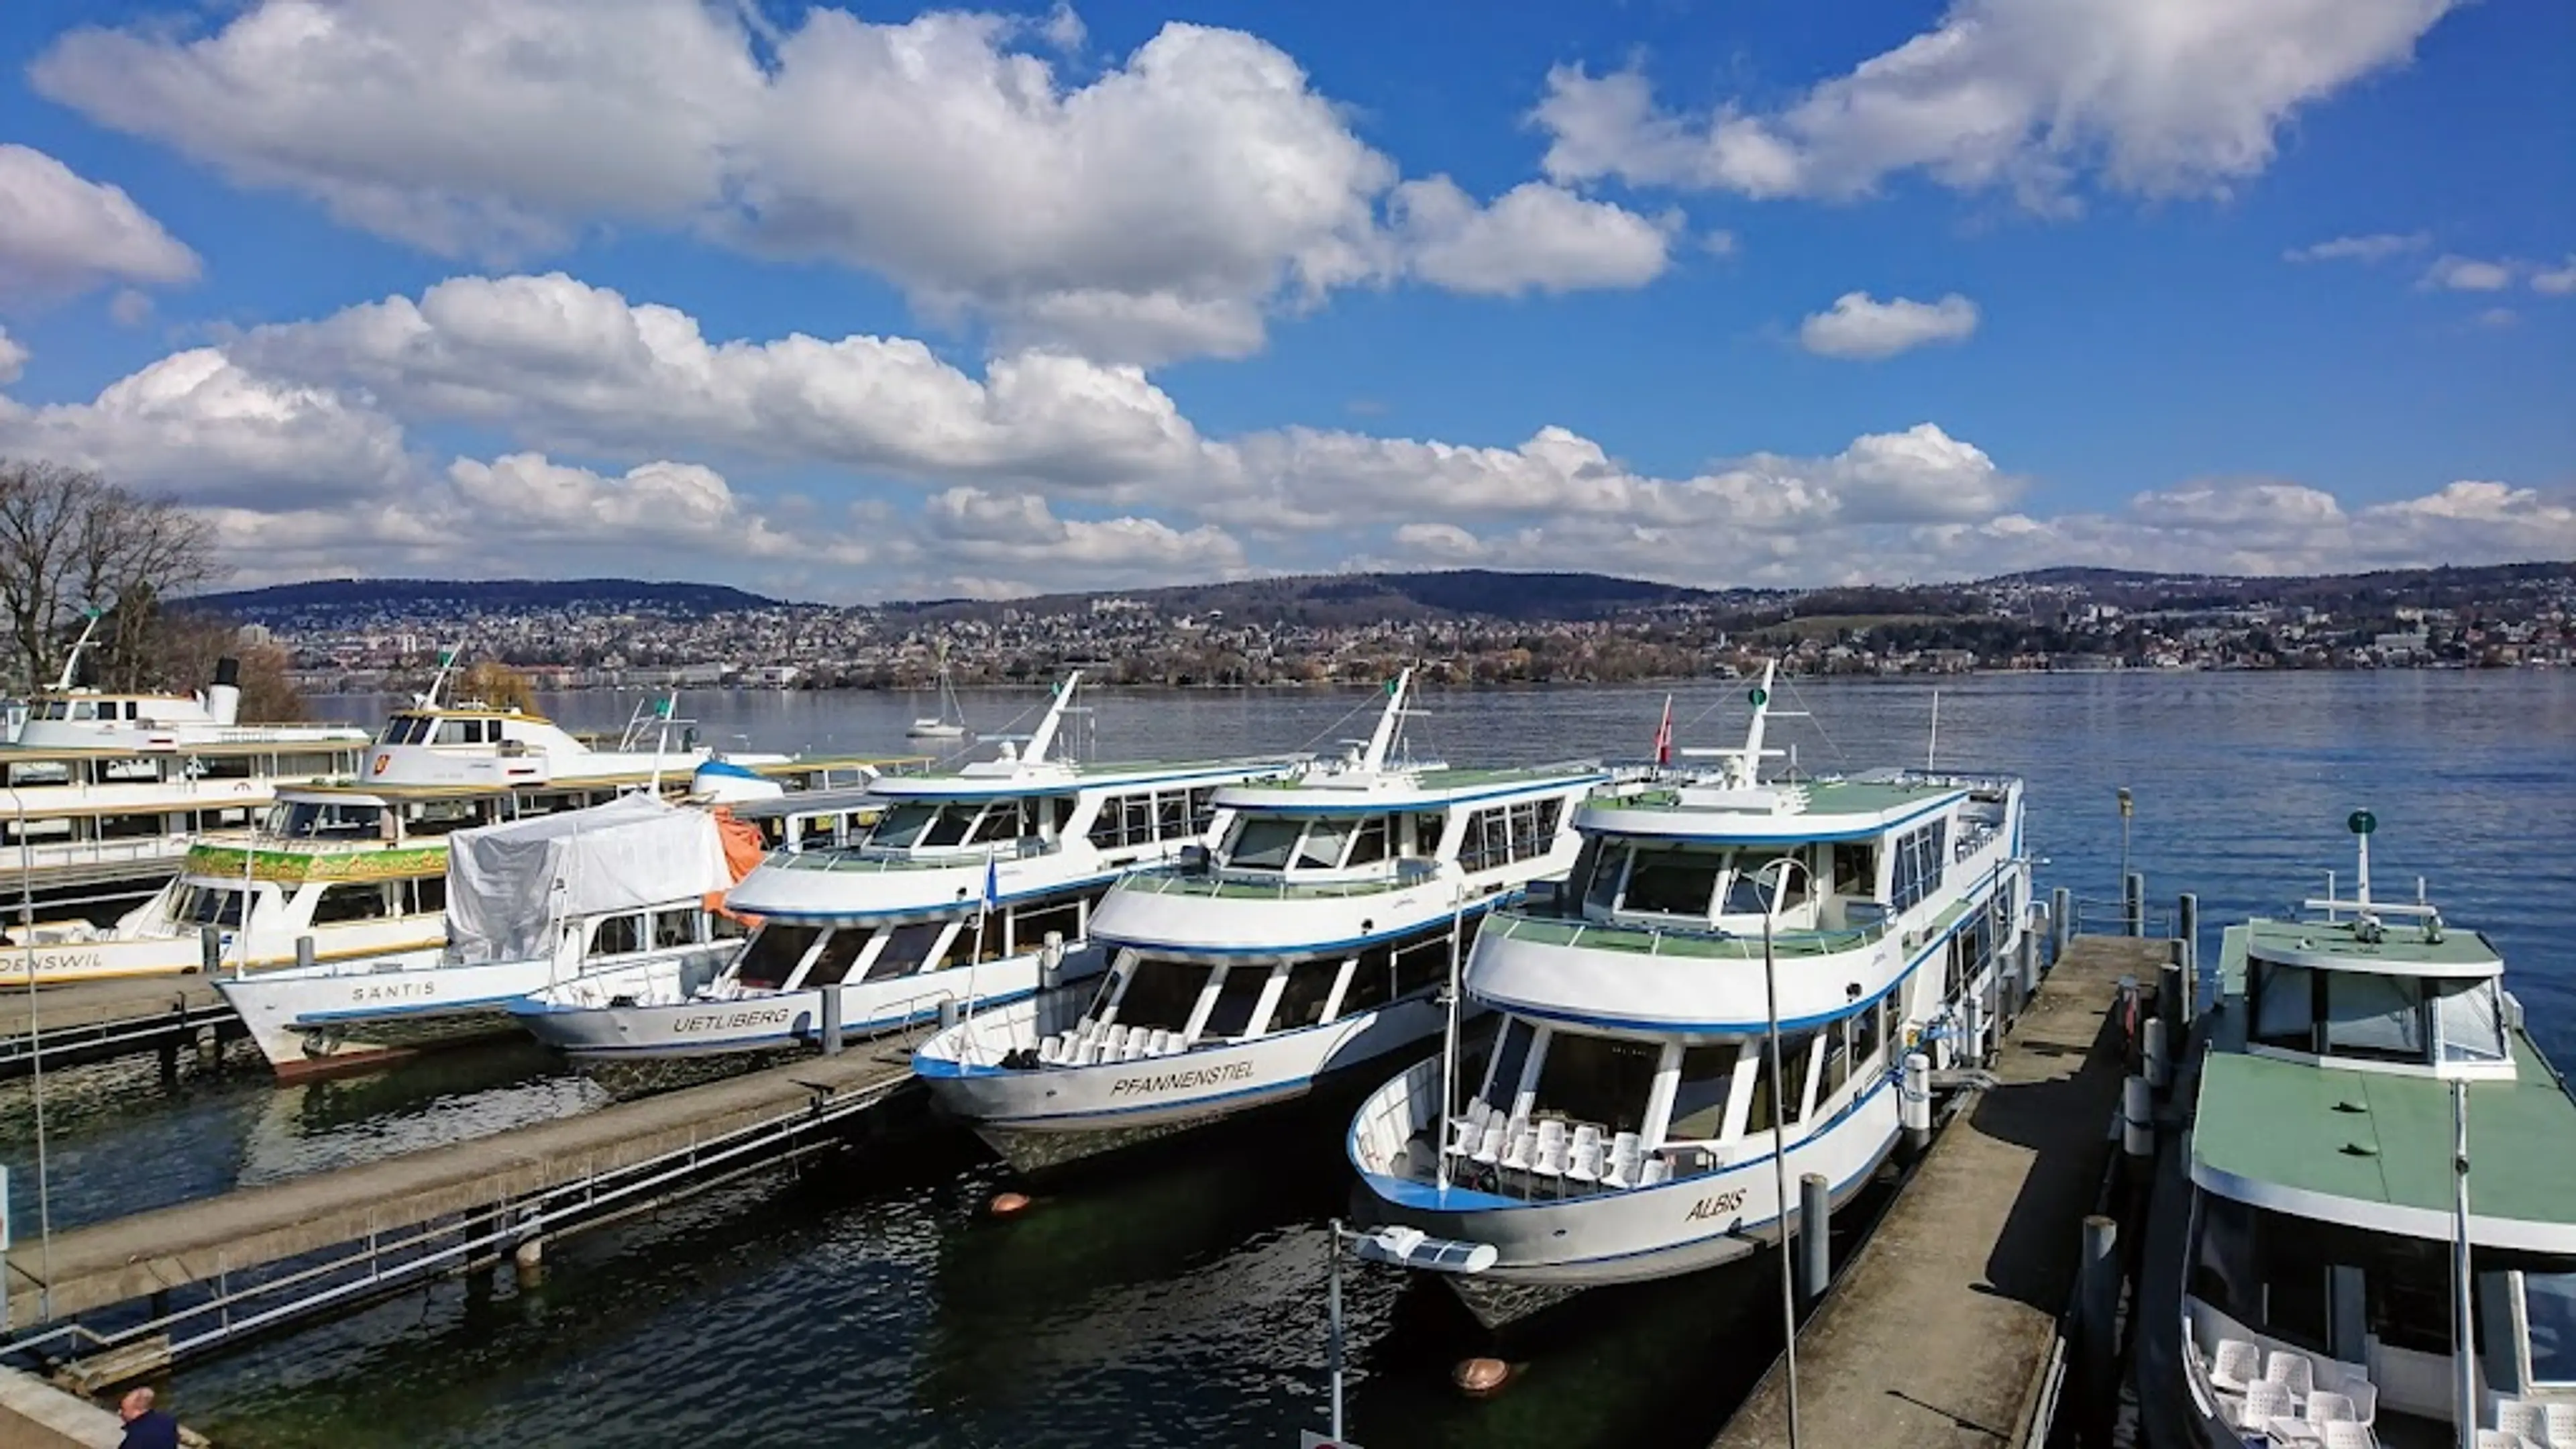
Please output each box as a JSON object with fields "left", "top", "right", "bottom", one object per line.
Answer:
{"left": 1470, "top": 1120, "right": 1507, "bottom": 1166}
{"left": 1603, "top": 1132, "right": 1644, "bottom": 1189}
{"left": 2266, "top": 1350, "right": 2316, "bottom": 1402}
{"left": 2208, "top": 1338, "right": 2261, "bottom": 1396}
{"left": 1565, "top": 1124, "right": 1605, "bottom": 1189}
{"left": 2237, "top": 1381, "right": 2292, "bottom": 1432}
{"left": 1499, "top": 1120, "right": 1536, "bottom": 1174}
{"left": 1640, "top": 1155, "right": 1672, "bottom": 1186}
{"left": 2495, "top": 1399, "right": 2552, "bottom": 1448}
{"left": 1531, "top": 1120, "right": 1570, "bottom": 1191}
{"left": 2320, "top": 1422, "right": 2375, "bottom": 1449}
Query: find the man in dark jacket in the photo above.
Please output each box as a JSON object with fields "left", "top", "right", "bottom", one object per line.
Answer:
{"left": 118, "top": 1387, "right": 180, "bottom": 1449}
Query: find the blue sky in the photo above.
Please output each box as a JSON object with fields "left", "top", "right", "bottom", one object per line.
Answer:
{"left": 0, "top": 0, "right": 2567, "bottom": 602}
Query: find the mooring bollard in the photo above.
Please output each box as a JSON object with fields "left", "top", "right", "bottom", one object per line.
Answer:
{"left": 1798, "top": 1172, "right": 1831, "bottom": 1311}
{"left": 2178, "top": 892, "right": 2200, "bottom": 1017}
{"left": 199, "top": 923, "right": 222, "bottom": 975}
{"left": 1901, "top": 1052, "right": 1933, "bottom": 1155}
{"left": 296, "top": 934, "right": 317, "bottom": 972}
{"left": 2159, "top": 948, "right": 2184, "bottom": 1040}
{"left": 820, "top": 983, "right": 843, "bottom": 1056}
{"left": 2144, "top": 1017, "right": 2169, "bottom": 1092}
{"left": 2124, "top": 1075, "right": 2153, "bottom": 1161}
{"left": 2051, "top": 886, "right": 2073, "bottom": 959}
{"left": 2123, "top": 871, "right": 2145, "bottom": 938}
{"left": 2077, "top": 1215, "right": 2121, "bottom": 1448}
{"left": 2022, "top": 921, "right": 2043, "bottom": 1000}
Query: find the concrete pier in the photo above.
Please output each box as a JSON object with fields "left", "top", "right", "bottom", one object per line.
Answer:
{"left": 1711, "top": 934, "right": 2174, "bottom": 1449}
{"left": 0, "top": 976, "right": 240, "bottom": 1081}
{"left": 5, "top": 1036, "right": 920, "bottom": 1327}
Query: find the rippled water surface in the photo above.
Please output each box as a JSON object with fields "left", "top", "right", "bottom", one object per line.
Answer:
{"left": 7, "top": 672, "right": 2571, "bottom": 1448}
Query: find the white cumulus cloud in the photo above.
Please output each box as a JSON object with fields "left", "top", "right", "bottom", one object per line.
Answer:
{"left": 2530, "top": 257, "right": 2576, "bottom": 297}
{"left": 0, "top": 144, "right": 201, "bottom": 299}
{"left": 2284, "top": 232, "right": 2429, "bottom": 264}
{"left": 0, "top": 326, "right": 25, "bottom": 386}
{"left": 2421, "top": 255, "right": 2516, "bottom": 292}
{"left": 1534, "top": 0, "right": 2465, "bottom": 207}
{"left": 1391, "top": 178, "right": 1676, "bottom": 297}
{"left": 1799, "top": 292, "right": 1980, "bottom": 360}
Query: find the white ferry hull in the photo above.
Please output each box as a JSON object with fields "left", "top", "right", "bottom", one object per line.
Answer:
{"left": 916, "top": 991, "right": 1456, "bottom": 1175}
{"left": 1348, "top": 1057, "right": 1902, "bottom": 1329}
{"left": 213, "top": 944, "right": 494, "bottom": 1077}
{"left": 513, "top": 945, "right": 1101, "bottom": 1064}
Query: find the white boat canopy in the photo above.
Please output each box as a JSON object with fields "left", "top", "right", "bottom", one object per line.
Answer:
{"left": 445, "top": 793, "right": 735, "bottom": 961}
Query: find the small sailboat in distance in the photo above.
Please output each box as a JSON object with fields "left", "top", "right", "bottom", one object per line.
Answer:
{"left": 908, "top": 642, "right": 971, "bottom": 742}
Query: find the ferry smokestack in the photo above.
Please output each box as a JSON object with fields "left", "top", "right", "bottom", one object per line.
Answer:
{"left": 209, "top": 656, "right": 242, "bottom": 727}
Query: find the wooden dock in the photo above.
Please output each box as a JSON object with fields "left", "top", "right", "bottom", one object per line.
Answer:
{"left": 0, "top": 976, "right": 239, "bottom": 1081}
{"left": 1711, "top": 933, "right": 2173, "bottom": 1449}
{"left": 5, "top": 1036, "right": 921, "bottom": 1329}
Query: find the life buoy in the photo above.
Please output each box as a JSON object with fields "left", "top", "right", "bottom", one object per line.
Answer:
{"left": 372, "top": 756, "right": 389, "bottom": 776}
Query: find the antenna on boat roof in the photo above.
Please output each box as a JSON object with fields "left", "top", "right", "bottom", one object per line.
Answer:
{"left": 1360, "top": 667, "right": 1414, "bottom": 772}
{"left": 1675, "top": 658, "right": 1789, "bottom": 789}
{"left": 50, "top": 608, "right": 105, "bottom": 694}
{"left": 1926, "top": 689, "right": 1939, "bottom": 773}
{"left": 1002, "top": 669, "right": 1083, "bottom": 764}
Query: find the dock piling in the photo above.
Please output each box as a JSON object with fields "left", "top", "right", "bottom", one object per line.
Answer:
{"left": 820, "top": 985, "right": 843, "bottom": 1057}
{"left": 513, "top": 1235, "right": 543, "bottom": 1289}
{"left": 1796, "top": 1173, "right": 1829, "bottom": 1311}
{"left": 2123, "top": 1075, "right": 2153, "bottom": 1161}
{"left": 2122, "top": 871, "right": 2145, "bottom": 937}
{"left": 2051, "top": 886, "right": 2072, "bottom": 959}
{"left": 2143, "top": 1017, "right": 2169, "bottom": 1093}
{"left": 295, "top": 935, "right": 316, "bottom": 972}
{"left": 198, "top": 924, "right": 221, "bottom": 975}
{"left": 1900, "top": 1052, "right": 1931, "bottom": 1155}
{"left": 2076, "top": 1214, "right": 2122, "bottom": 1449}
{"left": 2177, "top": 892, "right": 2200, "bottom": 1016}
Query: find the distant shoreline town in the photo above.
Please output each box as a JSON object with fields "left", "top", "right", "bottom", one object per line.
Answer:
{"left": 195, "top": 562, "right": 2574, "bottom": 696}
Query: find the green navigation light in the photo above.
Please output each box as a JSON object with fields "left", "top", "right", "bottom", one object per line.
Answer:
{"left": 2349, "top": 808, "right": 2377, "bottom": 836}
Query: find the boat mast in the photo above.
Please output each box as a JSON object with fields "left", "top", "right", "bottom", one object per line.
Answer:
{"left": 49, "top": 610, "right": 104, "bottom": 693}
{"left": 1021, "top": 670, "right": 1083, "bottom": 763}
{"left": 419, "top": 642, "right": 464, "bottom": 709}
{"left": 2451, "top": 1077, "right": 2475, "bottom": 1449}
{"left": 1360, "top": 668, "right": 1413, "bottom": 773}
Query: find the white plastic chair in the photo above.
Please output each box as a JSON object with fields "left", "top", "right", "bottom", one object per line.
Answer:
{"left": 1640, "top": 1155, "right": 1672, "bottom": 1186}
{"left": 2496, "top": 1401, "right": 2548, "bottom": 1444}
{"left": 2210, "top": 1338, "right": 2262, "bottom": 1395}
{"left": 1446, "top": 1116, "right": 1480, "bottom": 1156}
{"left": 2266, "top": 1350, "right": 2317, "bottom": 1401}
{"left": 2546, "top": 1403, "right": 2576, "bottom": 1448}
{"left": 2239, "top": 1381, "right": 2293, "bottom": 1428}
{"left": 1077, "top": 1037, "right": 1104, "bottom": 1066}
{"left": 1470, "top": 1123, "right": 1506, "bottom": 1165}
{"left": 1501, "top": 1125, "right": 1536, "bottom": 1173}
{"left": 1120, "top": 1032, "right": 1147, "bottom": 1061}
{"left": 1604, "top": 1132, "right": 1642, "bottom": 1189}
{"left": 1038, "top": 1034, "right": 1065, "bottom": 1065}
{"left": 2477, "top": 1431, "right": 2523, "bottom": 1449}
{"left": 2343, "top": 1380, "right": 2377, "bottom": 1426}
{"left": 2320, "top": 1422, "right": 2375, "bottom": 1449}
{"left": 1566, "top": 1125, "right": 1605, "bottom": 1186}
{"left": 1532, "top": 1121, "right": 1569, "bottom": 1182}
{"left": 2305, "top": 1391, "right": 2357, "bottom": 1424}
{"left": 1145, "top": 1028, "right": 1171, "bottom": 1056}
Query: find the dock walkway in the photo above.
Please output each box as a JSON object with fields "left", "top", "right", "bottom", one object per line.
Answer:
{"left": 6, "top": 1036, "right": 919, "bottom": 1328}
{"left": 0, "top": 976, "right": 237, "bottom": 1081}
{"left": 1711, "top": 934, "right": 2171, "bottom": 1449}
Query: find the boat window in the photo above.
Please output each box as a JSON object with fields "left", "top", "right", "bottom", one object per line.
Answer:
{"left": 1527, "top": 1033, "right": 1659, "bottom": 1136}
{"left": 712, "top": 912, "right": 750, "bottom": 939}
{"left": 1854, "top": 995, "right": 1886, "bottom": 1073}
{"left": 2322, "top": 971, "right": 2424, "bottom": 1061}
{"left": 964, "top": 800, "right": 1026, "bottom": 845}
{"left": 69, "top": 701, "right": 95, "bottom": 721}
{"left": 922, "top": 806, "right": 975, "bottom": 848}
{"left": 867, "top": 803, "right": 943, "bottom": 850}
{"left": 592, "top": 913, "right": 644, "bottom": 957}
{"left": 411, "top": 876, "right": 447, "bottom": 916}
{"left": 1742, "top": 1030, "right": 1820, "bottom": 1136}
{"left": 2250, "top": 961, "right": 2316, "bottom": 1051}
{"left": 1347, "top": 816, "right": 1389, "bottom": 867}
{"left": 5, "top": 760, "right": 70, "bottom": 788}
{"left": 1821, "top": 1024, "right": 1851, "bottom": 1102}
{"left": 1009, "top": 896, "right": 1084, "bottom": 955}
{"left": 652, "top": 908, "right": 698, "bottom": 950}
{"left": 98, "top": 812, "right": 167, "bottom": 841}
{"left": 272, "top": 800, "right": 385, "bottom": 839}
{"left": 736, "top": 924, "right": 822, "bottom": 989}
{"left": 1115, "top": 958, "right": 1214, "bottom": 1032}
{"left": 1582, "top": 844, "right": 1627, "bottom": 913}
{"left": 1393, "top": 934, "right": 1449, "bottom": 998}
{"left": 1227, "top": 816, "right": 1303, "bottom": 871}
{"left": 311, "top": 882, "right": 396, "bottom": 925}
{"left": 1621, "top": 847, "right": 1721, "bottom": 918}
{"left": 1481, "top": 1017, "right": 1538, "bottom": 1107}
{"left": 1409, "top": 811, "right": 1446, "bottom": 857}
{"left": 1271, "top": 957, "right": 1343, "bottom": 1031}
{"left": 1157, "top": 792, "right": 1187, "bottom": 841}
{"left": 1186, "top": 788, "right": 1218, "bottom": 835}
{"left": 1720, "top": 866, "right": 1770, "bottom": 916}
{"left": 1666, "top": 1042, "right": 1739, "bottom": 1141}
{"left": 2431, "top": 977, "right": 2509, "bottom": 1065}
{"left": 1297, "top": 818, "right": 1355, "bottom": 871}
{"left": 172, "top": 884, "right": 247, "bottom": 928}
{"left": 2526, "top": 1273, "right": 2576, "bottom": 1385}
{"left": 1831, "top": 843, "right": 1874, "bottom": 897}
{"left": 1200, "top": 965, "right": 1273, "bottom": 1039}
{"left": 802, "top": 928, "right": 869, "bottom": 985}
{"left": 1338, "top": 944, "right": 1395, "bottom": 1016}
{"left": 1889, "top": 820, "right": 1947, "bottom": 912}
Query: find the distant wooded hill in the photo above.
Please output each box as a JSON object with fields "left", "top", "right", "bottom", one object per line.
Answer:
{"left": 193, "top": 577, "right": 780, "bottom": 618}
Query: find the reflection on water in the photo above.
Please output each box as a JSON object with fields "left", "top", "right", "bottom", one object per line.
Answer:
{"left": 15, "top": 673, "right": 2569, "bottom": 1446}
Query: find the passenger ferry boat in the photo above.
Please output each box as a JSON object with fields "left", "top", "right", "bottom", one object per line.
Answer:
{"left": 512, "top": 673, "right": 1288, "bottom": 1071}
{"left": 913, "top": 670, "right": 1607, "bottom": 1175}
{"left": 0, "top": 629, "right": 368, "bottom": 919}
{"left": 1345, "top": 666, "right": 2030, "bottom": 1327}
{"left": 2171, "top": 813, "right": 2576, "bottom": 1447}
{"left": 4, "top": 676, "right": 863, "bottom": 986}
{"left": 217, "top": 792, "right": 763, "bottom": 1077}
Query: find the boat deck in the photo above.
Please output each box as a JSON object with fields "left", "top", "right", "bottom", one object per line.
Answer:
{"left": 1710, "top": 933, "right": 2171, "bottom": 1449}
{"left": 4, "top": 1036, "right": 921, "bottom": 1326}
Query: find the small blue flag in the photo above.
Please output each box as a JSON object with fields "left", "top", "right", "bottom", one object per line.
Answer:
{"left": 982, "top": 854, "right": 1000, "bottom": 912}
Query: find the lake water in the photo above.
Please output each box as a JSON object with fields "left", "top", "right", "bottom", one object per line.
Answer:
{"left": 7, "top": 671, "right": 2573, "bottom": 1448}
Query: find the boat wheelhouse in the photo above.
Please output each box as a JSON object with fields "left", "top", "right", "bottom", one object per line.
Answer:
{"left": 512, "top": 673, "right": 1292, "bottom": 1069}
{"left": 0, "top": 641, "right": 370, "bottom": 916}
{"left": 216, "top": 793, "right": 759, "bottom": 1077}
{"left": 4, "top": 687, "right": 869, "bottom": 985}
{"left": 2173, "top": 815, "right": 2576, "bottom": 1447}
{"left": 913, "top": 669, "right": 1608, "bottom": 1175}
{"left": 1346, "top": 666, "right": 2031, "bottom": 1327}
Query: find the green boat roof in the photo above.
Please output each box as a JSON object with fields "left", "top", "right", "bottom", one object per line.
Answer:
{"left": 2194, "top": 925, "right": 2576, "bottom": 1252}
{"left": 2242, "top": 915, "right": 2504, "bottom": 975}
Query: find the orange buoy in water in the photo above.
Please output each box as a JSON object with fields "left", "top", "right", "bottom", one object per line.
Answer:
{"left": 1453, "top": 1357, "right": 1512, "bottom": 1396}
{"left": 989, "top": 1191, "right": 1033, "bottom": 1218}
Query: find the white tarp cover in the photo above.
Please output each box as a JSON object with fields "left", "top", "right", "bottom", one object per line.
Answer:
{"left": 445, "top": 792, "right": 732, "bottom": 961}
